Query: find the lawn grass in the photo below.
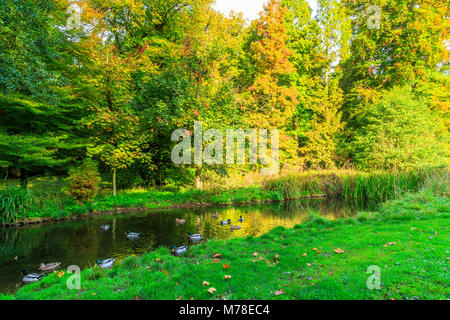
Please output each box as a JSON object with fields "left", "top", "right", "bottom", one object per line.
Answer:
{"left": 3, "top": 191, "right": 448, "bottom": 300}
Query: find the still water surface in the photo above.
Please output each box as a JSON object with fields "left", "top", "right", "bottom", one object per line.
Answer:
{"left": 0, "top": 198, "right": 377, "bottom": 293}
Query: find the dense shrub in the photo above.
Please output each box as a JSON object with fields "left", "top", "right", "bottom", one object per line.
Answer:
{"left": 348, "top": 87, "right": 448, "bottom": 170}
{"left": 65, "top": 160, "right": 101, "bottom": 202}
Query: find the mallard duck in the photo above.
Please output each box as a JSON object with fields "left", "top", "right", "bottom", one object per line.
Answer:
{"left": 220, "top": 219, "right": 231, "bottom": 225}
{"left": 125, "top": 231, "right": 140, "bottom": 239}
{"left": 22, "top": 270, "right": 43, "bottom": 284}
{"left": 39, "top": 262, "right": 61, "bottom": 272}
{"left": 188, "top": 232, "right": 203, "bottom": 242}
{"left": 101, "top": 225, "right": 110, "bottom": 231}
{"left": 213, "top": 212, "right": 219, "bottom": 219}
{"left": 97, "top": 258, "right": 115, "bottom": 269}
{"left": 230, "top": 225, "right": 242, "bottom": 230}
{"left": 173, "top": 246, "right": 187, "bottom": 255}
{"left": 175, "top": 218, "right": 186, "bottom": 224}
{"left": 239, "top": 216, "right": 244, "bottom": 222}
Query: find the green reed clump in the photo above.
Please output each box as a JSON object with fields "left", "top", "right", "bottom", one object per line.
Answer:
{"left": 0, "top": 186, "right": 73, "bottom": 225}
{"left": 0, "top": 186, "right": 34, "bottom": 224}
{"left": 264, "top": 167, "right": 447, "bottom": 202}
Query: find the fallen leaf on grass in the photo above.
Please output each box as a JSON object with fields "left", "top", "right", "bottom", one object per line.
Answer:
{"left": 202, "top": 281, "right": 210, "bottom": 286}
{"left": 312, "top": 248, "right": 318, "bottom": 251}
{"left": 213, "top": 254, "right": 222, "bottom": 259}
{"left": 383, "top": 242, "right": 396, "bottom": 247}
{"left": 223, "top": 263, "right": 231, "bottom": 269}
{"left": 334, "top": 248, "right": 345, "bottom": 254}
{"left": 302, "top": 253, "right": 307, "bottom": 257}
{"left": 273, "top": 254, "right": 280, "bottom": 263}
{"left": 274, "top": 289, "right": 285, "bottom": 296}
{"left": 155, "top": 258, "right": 161, "bottom": 262}
{"left": 207, "top": 287, "right": 217, "bottom": 294}
{"left": 162, "top": 270, "right": 168, "bottom": 275}
{"left": 306, "top": 263, "right": 312, "bottom": 266}
{"left": 253, "top": 252, "right": 259, "bottom": 257}
{"left": 213, "top": 259, "right": 220, "bottom": 263}
{"left": 224, "top": 275, "right": 232, "bottom": 279}
{"left": 176, "top": 296, "right": 182, "bottom": 300}
{"left": 251, "top": 256, "right": 263, "bottom": 262}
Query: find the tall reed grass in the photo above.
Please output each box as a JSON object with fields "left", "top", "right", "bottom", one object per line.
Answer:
{"left": 0, "top": 186, "right": 72, "bottom": 225}
{"left": 0, "top": 186, "right": 34, "bottom": 224}
{"left": 263, "top": 167, "right": 448, "bottom": 203}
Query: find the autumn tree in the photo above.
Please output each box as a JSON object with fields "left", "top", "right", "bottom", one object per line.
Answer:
{"left": 79, "top": 37, "right": 144, "bottom": 195}
{"left": 243, "top": 0, "right": 298, "bottom": 169}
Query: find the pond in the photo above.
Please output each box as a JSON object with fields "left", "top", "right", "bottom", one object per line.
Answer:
{"left": 0, "top": 198, "right": 378, "bottom": 294}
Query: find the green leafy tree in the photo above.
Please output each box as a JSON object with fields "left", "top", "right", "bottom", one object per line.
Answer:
{"left": 282, "top": 0, "right": 349, "bottom": 168}
{"left": 81, "top": 44, "right": 142, "bottom": 196}
{"left": 349, "top": 86, "right": 448, "bottom": 170}
{"left": 341, "top": 0, "right": 449, "bottom": 128}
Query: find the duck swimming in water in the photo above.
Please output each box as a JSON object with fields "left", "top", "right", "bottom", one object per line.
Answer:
{"left": 39, "top": 262, "right": 61, "bottom": 272}
{"left": 213, "top": 212, "right": 219, "bottom": 219}
{"left": 188, "top": 232, "right": 203, "bottom": 242}
{"left": 220, "top": 219, "right": 231, "bottom": 225}
{"left": 101, "top": 225, "right": 110, "bottom": 231}
{"left": 230, "top": 225, "right": 242, "bottom": 230}
{"left": 125, "top": 231, "right": 140, "bottom": 239}
{"left": 239, "top": 216, "right": 244, "bottom": 222}
{"left": 175, "top": 218, "right": 186, "bottom": 224}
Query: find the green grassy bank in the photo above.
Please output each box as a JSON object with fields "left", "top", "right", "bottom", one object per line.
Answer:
{"left": 0, "top": 186, "right": 283, "bottom": 226}
{"left": 2, "top": 190, "right": 449, "bottom": 300}
{"left": 1, "top": 168, "right": 446, "bottom": 226}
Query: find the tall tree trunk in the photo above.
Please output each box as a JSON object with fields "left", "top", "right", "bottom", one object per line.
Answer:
{"left": 112, "top": 168, "right": 117, "bottom": 196}
{"left": 20, "top": 168, "right": 28, "bottom": 188}
{"left": 195, "top": 166, "right": 202, "bottom": 190}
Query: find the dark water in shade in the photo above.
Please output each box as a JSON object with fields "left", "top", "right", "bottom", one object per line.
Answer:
{"left": 0, "top": 198, "right": 378, "bottom": 294}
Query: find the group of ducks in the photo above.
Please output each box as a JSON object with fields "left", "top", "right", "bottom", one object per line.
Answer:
{"left": 102, "top": 224, "right": 141, "bottom": 239}
{"left": 22, "top": 226, "right": 139, "bottom": 285}
{"left": 22, "top": 258, "right": 116, "bottom": 284}
{"left": 218, "top": 214, "right": 244, "bottom": 231}
{"left": 172, "top": 213, "right": 244, "bottom": 256}
{"left": 23, "top": 213, "right": 244, "bottom": 283}
{"left": 22, "top": 262, "right": 62, "bottom": 284}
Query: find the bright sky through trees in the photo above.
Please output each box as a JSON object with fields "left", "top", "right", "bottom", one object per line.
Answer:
{"left": 213, "top": 0, "right": 318, "bottom": 21}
